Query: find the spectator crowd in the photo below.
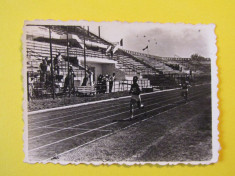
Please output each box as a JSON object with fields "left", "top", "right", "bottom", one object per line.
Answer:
{"left": 38, "top": 53, "right": 116, "bottom": 95}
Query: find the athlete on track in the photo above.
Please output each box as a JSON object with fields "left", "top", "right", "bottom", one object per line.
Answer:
{"left": 129, "top": 76, "right": 144, "bottom": 119}
{"left": 181, "top": 79, "right": 191, "bottom": 102}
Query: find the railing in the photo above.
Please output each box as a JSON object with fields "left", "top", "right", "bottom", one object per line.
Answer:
{"left": 26, "top": 41, "right": 157, "bottom": 77}
{"left": 120, "top": 50, "right": 160, "bottom": 74}
{"left": 96, "top": 79, "right": 151, "bottom": 94}
{"left": 123, "top": 49, "right": 161, "bottom": 60}
{"left": 27, "top": 70, "right": 151, "bottom": 100}
{"left": 26, "top": 47, "right": 91, "bottom": 85}
{"left": 27, "top": 42, "right": 154, "bottom": 73}
{"left": 113, "top": 55, "right": 142, "bottom": 74}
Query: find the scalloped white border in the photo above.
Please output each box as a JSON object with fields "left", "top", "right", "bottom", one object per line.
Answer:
{"left": 22, "top": 20, "right": 219, "bottom": 165}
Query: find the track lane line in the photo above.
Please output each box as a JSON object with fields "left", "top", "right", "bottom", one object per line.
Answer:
{"left": 29, "top": 90, "right": 180, "bottom": 125}
{"left": 28, "top": 88, "right": 182, "bottom": 122}
{"left": 29, "top": 93, "right": 190, "bottom": 140}
{"left": 29, "top": 86, "right": 209, "bottom": 129}
{"left": 29, "top": 91, "right": 208, "bottom": 150}
{"left": 28, "top": 91, "right": 185, "bottom": 131}
{"left": 29, "top": 121, "right": 119, "bottom": 152}
{"left": 29, "top": 88, "right": 209, "bottom": 140}
{"left": 28, "top": 88, "right": 181, "bottom": 115}
{"left": 29, "top": 84, "right": 210, "bottom": 117}
{"left": 41, "top": 91, "right": 209, "bottom": 162}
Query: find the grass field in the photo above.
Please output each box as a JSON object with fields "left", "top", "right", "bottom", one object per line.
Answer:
{"left": 28, "top": 91, "right": 130, "bottom": 112}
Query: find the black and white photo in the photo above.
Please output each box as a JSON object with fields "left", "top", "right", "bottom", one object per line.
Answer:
{"left": 23, "top": 20, "right": 219, "bottom": 165}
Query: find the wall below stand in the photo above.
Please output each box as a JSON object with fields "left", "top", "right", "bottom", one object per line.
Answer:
{"left": 102, "top": 64, "right": 126, "bottom": 81}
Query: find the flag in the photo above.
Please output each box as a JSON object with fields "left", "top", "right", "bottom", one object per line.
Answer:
{"left": 106, "top": 45, "right": 112, "bottom": 53}
{"left": 142, "top": 45, "right": 148, "bottom": 51}
{"left": 120, "top": 39, "right": 123, "bottom": 46}
{"left": 113, "top": 45, "right": 119, "bottom": 54}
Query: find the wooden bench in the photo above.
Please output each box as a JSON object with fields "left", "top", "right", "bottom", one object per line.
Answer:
{"left": 75, "top": 86, "right": 96, "bottom": 96}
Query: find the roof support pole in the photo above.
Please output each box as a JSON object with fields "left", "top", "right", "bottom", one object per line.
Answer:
{"left": 67, "top": 26, "right": 71, "bottom": 97}
{"left": 49, "top": 26, "right": 55, "bottom": 99}
{"left": 84, "top": 35, "right": 87, "bottom": 81}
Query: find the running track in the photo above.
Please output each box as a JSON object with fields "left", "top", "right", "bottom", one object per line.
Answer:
{"left": 27, "top": 84, "right": 211, "bottom": 162}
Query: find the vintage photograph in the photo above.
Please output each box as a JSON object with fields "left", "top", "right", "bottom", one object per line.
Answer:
{"left": 23, "top": 21, "right": 218, "bottom": 164}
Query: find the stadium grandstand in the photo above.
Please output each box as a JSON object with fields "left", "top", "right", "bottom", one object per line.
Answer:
{"left": 124, "top": 49, "right": 211, "bottom": 88}
{"left": 26, "top": 25, "right": 210, "bottom": 100}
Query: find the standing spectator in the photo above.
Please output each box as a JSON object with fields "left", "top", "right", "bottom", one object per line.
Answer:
{"left": 81, "top": 77, "right": 88, "bottom": 86}
{"left": 39, "top": 59, "right": 47, "bottom": 82}
{"left": 97, "top": 74, "right": 103, "bottom": 94}
{"left": 101, "top": 75, "right": 107, "bottom": 93}
{"left": 77, "top": 56, "right": 81, "bottom": 66}
{"left": 44, "top": 57, "right": 51, "bottom": 87}
{"left": 64, "top": 75, "right": 69, "bottom": 93}
{"left": 105, "top": 74, "right": 110, "bottom": 93}
{"left": 70, "top": 66, "right": 76, "bottom": 92}
{"left": 54, "top": 52, "right": 62, "bottom": 75}
{"left": 44, "top": 57, "right": 50, "bottom": 72}
{"left": 63, "top": 66, "right": 76, "bottom": 93}
{"left": 45, "top": 57, "right": 49, "bottom": 65}
{"left": 88, "top": 71, "right": 94, "bottom": 86}
{"left": 109, "top": 73, "right": 115, "bottom": 93}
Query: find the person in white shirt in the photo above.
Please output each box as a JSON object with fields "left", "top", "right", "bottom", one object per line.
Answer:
{"left": 109, "top": 73, "right": 115, "bottom": 93}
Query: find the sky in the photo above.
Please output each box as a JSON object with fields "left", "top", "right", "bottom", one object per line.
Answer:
{"left": 77, "top": 21, "right": 215, "bottom": 58}
{"left": 26, "top": 21, "right": 215, "bottom": 58}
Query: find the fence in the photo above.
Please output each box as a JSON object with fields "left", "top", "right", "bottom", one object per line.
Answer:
{"left": 27, "top": 70, "right": 151, "bottom": 100}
